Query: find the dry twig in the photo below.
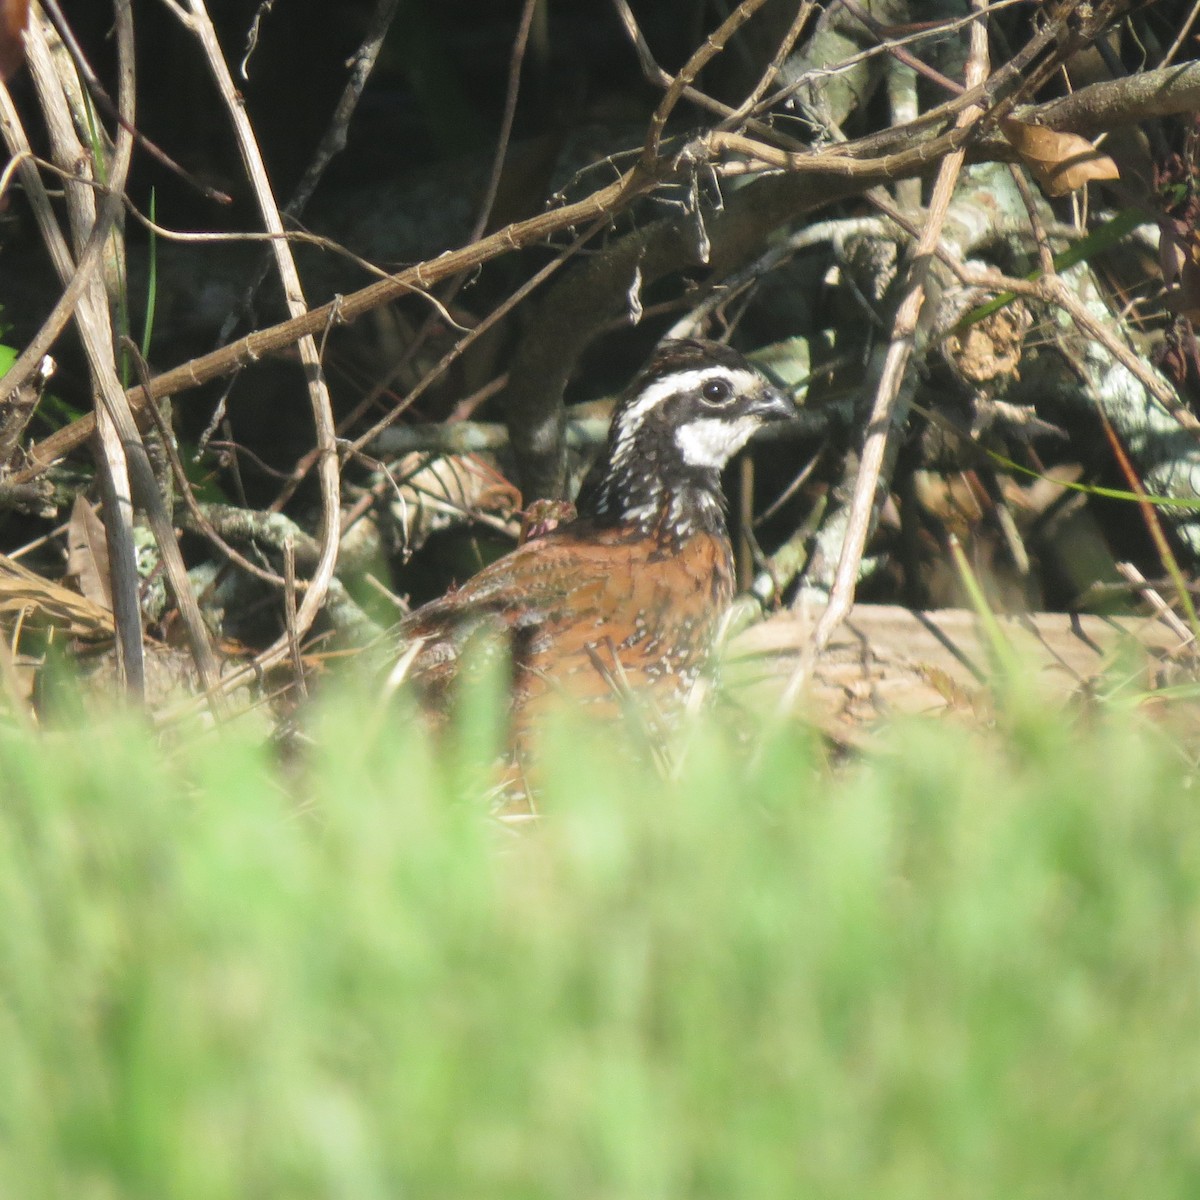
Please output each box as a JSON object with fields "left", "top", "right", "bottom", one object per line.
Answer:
{"left": 780, "top": 0, "right": 993, "bottom": 712}
{"left": 157, "top": 0, "right": 342, "bottom": 695}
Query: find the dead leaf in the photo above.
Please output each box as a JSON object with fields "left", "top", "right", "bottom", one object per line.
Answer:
{"left": 0, "top": 552, "right": 114, "bottom": 639}
{"left": 390, "top": 453, "right": 521, "bottom": 553}
{"left": 944, "top": 302, "right": 1032, "bottom": 384}
{"left": 1161, "top": 218, "right": 1200, "bottom": 324}
{"left": 0, "top": 0, "right": 28, "bottom": 80}
{"left": 66, "top": 495, "right": 113, "bottom": 612}
{"left": 1001, "top": 117, "right": 1119, "bottom": 197}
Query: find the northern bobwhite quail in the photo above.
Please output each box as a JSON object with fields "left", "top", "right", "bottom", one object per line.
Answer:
{"left": 391, "top": 338, "right": 793, "bottom": 739}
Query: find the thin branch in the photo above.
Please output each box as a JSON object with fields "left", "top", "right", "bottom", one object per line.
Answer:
{"left": 118, "top": 342, "right": 230, "bottom": 703}
{"left": 755, "top": 0, "right": 1021, "bottom": 118}
{"left": 610, "top": 0, "right": 788, "bottom": 146}
{"left": 976, "top": 269, "right": 1200, "bottom": 436}
{"left": 178, "top": 502, "right": 379, "bottom": 641}
{"left": 101, "top": 7, "right": 228, "bottom": 710}
{"left": 780, "top": 0, "right": 993, "bottom": 712}
{"left": 840, "top": 1, "right": 964, "bottom": 96}
{"left": 1162, "top": 2, "right": 1200, "bottom": 70}
{"left": 38, "top": 0, "right": 233, "bottom": 204}
{"left": 8, "top": 164, "right": 651, "bottom": 485}
{"left": 346, "top": 218, "right": 609, "bottom": 462}
{"left": 0, "top": 156, "right": 128, "bottom": 405}
{"left": 14, "top": 4, "right": 145, "bottom": 694}
{"left": 317, "top": 0, "right": 542, "bottom": 513}
{"left": 643, "top": 0, "right": 771, "bottom": 168}
{"left": 0, "top": 147, "right": 30, "bottom": 200}
{"left": 133, "top": 355, "right": 296, "bottom": 590}
{"left": 470, "top": 0, "right": 538, "bottom": 243}
{"left": 266, "top": 215, "right": 608, "bottom": 517}
{"left": 159, "top": 0, "right": 343, "bottom": 691}
{"left": 211, "top": 0, "right": 403, "bottom": 356}
{"left": 281, "top": 535, "right": 307, "bottom": 698}
{"left": 718, "top": 1, "right": 817, "bottom": 129}
{"left": 8, "top": 0, "right": 1107, "bottom": 494}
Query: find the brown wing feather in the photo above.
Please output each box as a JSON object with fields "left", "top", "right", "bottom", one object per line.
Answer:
{"left": 395, "top": 519, "right": 733, "bottom": 720}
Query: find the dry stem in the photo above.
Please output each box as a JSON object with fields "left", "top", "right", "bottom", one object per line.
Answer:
{"left": 780, "top": 0, "right": 993, "bottom": 712}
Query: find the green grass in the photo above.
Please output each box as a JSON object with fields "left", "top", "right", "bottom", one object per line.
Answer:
{"left": 1, "top": 688, "right": 1199, "bottom": 1198}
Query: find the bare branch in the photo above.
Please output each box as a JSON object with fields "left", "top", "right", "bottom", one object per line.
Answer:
{"left": 642, "top": 0, "right": 771, "bottom": 168}
{"left": 160, "top": 0, "right": 345, "bottom": 693}
{"left": 781, "top": 0, "right": 994, "bottom": 711}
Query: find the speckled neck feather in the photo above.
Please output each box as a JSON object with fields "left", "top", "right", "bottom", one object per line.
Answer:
{"left": 578, "top": 340, "right": 780, "bottom": 546}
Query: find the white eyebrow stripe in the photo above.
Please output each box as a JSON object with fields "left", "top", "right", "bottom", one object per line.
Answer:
{"left": 615, "top": 366, "right": 759, "bottom": 437}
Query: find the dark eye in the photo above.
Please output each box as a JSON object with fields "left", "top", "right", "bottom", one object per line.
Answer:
{"left": 701, "top": 377, "right": 732, "bottom": 404}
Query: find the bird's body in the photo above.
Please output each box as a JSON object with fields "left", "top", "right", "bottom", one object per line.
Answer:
{"left": 396, "top": 511, "right": 737, "bottom": 729}
{"left": 392, "top": 339, "right": 792, "bottom": 740}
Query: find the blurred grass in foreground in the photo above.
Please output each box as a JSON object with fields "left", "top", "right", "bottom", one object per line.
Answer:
{"left": 1, "top": 686, "right": 1199, "bottom": 1199}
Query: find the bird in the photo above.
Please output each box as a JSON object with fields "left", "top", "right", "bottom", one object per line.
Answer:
{"left": 389, "top": 338, "right": 794, "bottom": 746}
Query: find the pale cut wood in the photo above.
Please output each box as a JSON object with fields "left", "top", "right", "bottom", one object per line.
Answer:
{"left": 727, "top": 603, "right": 1189, "bottom": 741}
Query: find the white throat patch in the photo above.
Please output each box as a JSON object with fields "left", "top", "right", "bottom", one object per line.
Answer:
{"left": 675, "top": 415, "right": 760, "bottom": 468}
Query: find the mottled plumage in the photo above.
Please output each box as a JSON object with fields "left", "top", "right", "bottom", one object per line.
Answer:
{"left": 392, "top": 339, "right": 793, "bottom": 739}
